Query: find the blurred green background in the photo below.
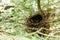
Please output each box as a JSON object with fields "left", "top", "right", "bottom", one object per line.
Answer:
{"left": 0, "top": 0, "right": 60, "bottom": 40}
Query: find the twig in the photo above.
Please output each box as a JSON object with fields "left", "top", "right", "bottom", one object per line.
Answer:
{"left": 26, "top": 27, "right": 51, "bottom": 36}
{"left": 26, "top": 27, "right": 43, "bottom": 36}
{"left": 26, "top": 27, "right": 60, "bottom": 38}
{"left": 37, "top": 32, "right": 60, "bottom": 38}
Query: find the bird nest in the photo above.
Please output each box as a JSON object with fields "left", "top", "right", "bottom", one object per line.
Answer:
{"left": 26, "top": 13, "right": 51, "bottom": 36}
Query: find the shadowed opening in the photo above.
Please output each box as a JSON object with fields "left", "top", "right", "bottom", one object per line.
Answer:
{"left": 26, "top": 14, "right": 43, "bottom": 27}
{"left": 29, "top": 14, "right": 43, "bottom": 23}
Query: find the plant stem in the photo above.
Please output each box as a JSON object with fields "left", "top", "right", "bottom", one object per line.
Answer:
{"left": 37, "top": 0, "right": 44, "bottom": 15}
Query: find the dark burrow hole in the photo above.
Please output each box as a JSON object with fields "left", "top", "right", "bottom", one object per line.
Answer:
{"left": 26, "top": 13, "right": 51, "bottom": 37}
{"left": 29, "top": 14, "right": 43, "bottom": 23}
{"left": 26, "top": 14, "right": 43, "bottom": 28}
{"left": 26, "top": 14, "right": 50, "bottom": 37}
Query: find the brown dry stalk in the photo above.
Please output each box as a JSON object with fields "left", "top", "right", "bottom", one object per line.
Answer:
{"left": 37, "top": 0, "right": 44, "bottom": 15}
{"left": 26, "top": 27, "right": 51, "bottom": 36}
{"left": 25, "top": 27, "right": 43, "bottom": 36}
{"left": 38, "top": 32, "right": 60, "bottom": 38}
{"left": 26, "top": 27, "right": 60, "bottom": 38}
